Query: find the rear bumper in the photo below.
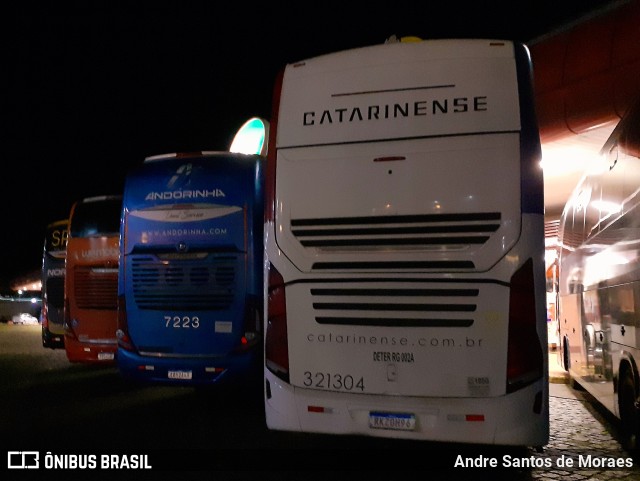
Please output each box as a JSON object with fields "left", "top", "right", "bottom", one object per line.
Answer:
{"left": 264, "top": 369, "right": 549, "bottom": 447}
{"left": 116, "top": 347, "right": 260, "bottom": 386}
{"left": 64, "top": 336, "right": 117, "bottom": 364}
{"left": 42, "top": 326, "right": 65, "bottom": 349}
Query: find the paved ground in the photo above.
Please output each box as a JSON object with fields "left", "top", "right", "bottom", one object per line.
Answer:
{"left": 2, "top": 325, "right": 640, "bottom": 479}
{"left": 531, "top": 383, "right": 639, "bottom": 479}
{"left": 528, "top": 351, "right": 640, "bottom": 480}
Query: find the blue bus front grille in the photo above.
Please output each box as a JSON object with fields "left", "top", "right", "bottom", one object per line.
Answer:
{"left": 130, "top": 254, "right": 237, "bottom": 310}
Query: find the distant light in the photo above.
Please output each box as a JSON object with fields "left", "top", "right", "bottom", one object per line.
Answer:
{"left": 591, "top": 199, "right": 622, "bottom": 215}
{"left": 539, "top": 144, "right": 604, "bottom": 178}
{"left": 30, "top": 298, "right": 37, "bottom": 304}
{"left": 229, "top": 117, "right": 269, "bottom": 156}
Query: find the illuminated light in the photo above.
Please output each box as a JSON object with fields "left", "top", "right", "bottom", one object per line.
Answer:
{"left": 385, "top": 35, "right": 422, "bottom": 43}
{"left": 539, "top": 144, "right": 604, "bottom": 178}
{"left": 582, "top": 249, "right": 632, "bottom": 287}
{"left": 575, "top": 188, "right": 591, "bottom": 212}
{"left": 307, "top": 405, "right": 333, "bottom": 413}
{"left": 229, "top": 117, "right": 269, "bottom": 156}
{"left": 591, "top": 199, "right": 622, "bottom": 215}
{"left": 205, "top": 367, "right": 225, "bottom": 373}
{"left": 465, "top": 414, "right": 485, "bottom": 422}
{"left": 137, "top": 365, "right": 155, "bottom": 371}
{"left": 30, "top": 298, "right": 37, "bottom": 304}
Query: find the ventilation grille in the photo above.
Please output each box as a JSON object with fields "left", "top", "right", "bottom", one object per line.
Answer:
{"left": 131, "top": 254, "right": 237, "bottom": 310}
{"left": 74, "top": 267, "right": 118, "bottom": 310}
{"left": 291, "top": 212, "right": 501, "bottom": 252}
{"left": 310, "top": 286, "right": 479, "bottom": 327}
{"left": 545, "top": 219, "right": 560, "bottom": 239}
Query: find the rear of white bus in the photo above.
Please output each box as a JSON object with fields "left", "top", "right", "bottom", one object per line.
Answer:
{"left": 264, "top": 39, "right": 548, "bottom": 447}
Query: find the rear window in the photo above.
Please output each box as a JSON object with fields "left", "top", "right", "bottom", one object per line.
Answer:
{"left": 70, "top": 197, "right": 122, "bottom": 237}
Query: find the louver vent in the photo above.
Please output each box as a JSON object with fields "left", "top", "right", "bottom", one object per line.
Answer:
{"left": 131, "top": 254, "right": 237, "bottom": 310}
{"left": 291, "top": 212, "right": 501, "bottom": 251}
{"left": 74, "top": 267, "right": 118, "bottom": 310}
{"left": 310, "top": 286, "right": 480, "bottom": 327}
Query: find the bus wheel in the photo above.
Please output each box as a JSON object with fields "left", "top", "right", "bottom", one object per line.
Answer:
{"left": 562, "top": 338, "right": 570, "bottom": 371}
{"left": 569, "top": 376, "right": 585, "bottom": 391}
{"left": 619, "top": 369, "right": 640, "bottom": 454}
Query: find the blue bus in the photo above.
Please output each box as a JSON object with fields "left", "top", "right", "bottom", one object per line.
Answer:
{"left": 116, "top": 151, "right": 264, "bottom": 386}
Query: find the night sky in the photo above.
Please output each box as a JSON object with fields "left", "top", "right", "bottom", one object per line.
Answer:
{"left": 2, "top": 1, "right": 622, "bottom": 292}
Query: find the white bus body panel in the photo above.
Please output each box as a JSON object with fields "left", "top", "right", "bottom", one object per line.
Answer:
{"left": 265, "top": 370, "right": 546, "bottom": 445}
{"left": 266, "top": 39, "right": 547, "bottom": 446}
{"left": 265, "top": 215, "right": 548, "bottom": 445}
{"left": 274, "top": 135, "right": 521, "bottom": 272}
{"left": 277, "top": 40, "right": 520, "bottom": 148}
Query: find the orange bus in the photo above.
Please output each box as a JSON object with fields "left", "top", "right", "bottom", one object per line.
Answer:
{"left": 64, "top": 195, "right": 122, "bottom": 363}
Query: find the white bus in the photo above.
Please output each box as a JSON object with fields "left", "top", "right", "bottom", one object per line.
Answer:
{"left": 264, "top": 37, "right": 549, "bottom": 448}
{"left": 558, "top": 95, "right": 640, "bottom": 452}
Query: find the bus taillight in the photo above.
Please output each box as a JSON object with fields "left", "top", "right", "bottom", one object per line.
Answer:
{"left": 116, "top": 294, "right": 135, "bottom": 352}
{"left": 63, "top": 298, "right": 77, "bottom": 340}
{"left": 41, "top": 304, "right": 49, "bottom": 329}
{"left": 233, "top": 295, "right": 261, "bottom": 353}
{"left": 265, "top": 263, "right": 289, "bottom": 382}
{"left": 507, "top": 258, "right": 544, "bottom": 393}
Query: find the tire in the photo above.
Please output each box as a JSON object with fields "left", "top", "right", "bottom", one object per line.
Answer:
{"left": 619, "top": 369, "right": 640, "bottom": 454}
{"left": 562, "top": 338, "right": 570, "bottom": 372}
{"left": 569, "top": 376, "right": 585, "bottom": 391}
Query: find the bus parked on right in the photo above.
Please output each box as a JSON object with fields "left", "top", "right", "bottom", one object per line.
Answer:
{"left": 558, "top": 95, "right": 640, "bottom": 452}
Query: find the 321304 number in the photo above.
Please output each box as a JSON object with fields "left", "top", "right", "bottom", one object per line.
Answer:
{"left": 303, "top": 371, "right": 365, "bottom": 392}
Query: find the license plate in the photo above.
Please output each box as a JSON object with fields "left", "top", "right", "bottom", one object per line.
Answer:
{"left": 98, "top": 352, "right": 114, "bottom": 360}
{"left": 369, "top": 411, "right": 416, "bottom": 431}
{"left": 168, "top": 370, "right": 192, "bottom": 380}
